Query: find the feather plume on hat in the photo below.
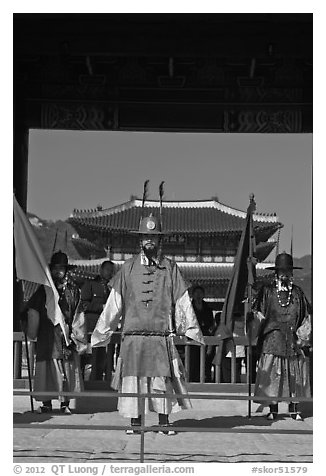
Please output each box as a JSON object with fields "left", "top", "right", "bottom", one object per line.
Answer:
{"left": 140, "top": 179, "right": 149, "bottom": 222}
{"left": 159, "top": 181, "right": 165, "bottom": 231}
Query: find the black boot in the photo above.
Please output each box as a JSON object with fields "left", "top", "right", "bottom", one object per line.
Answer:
{"left": 267, "top": 403, "right": 278, "bottom": 420}
{"left": 126, "top": 416, "right": 141, "bottom": 435}
{"left": 36, "top": 400, "right": 52, "bottom": 414}
{"left": 289, "top": 402, "right": 303, "bottom": 421}
{"left": 60, "top": 400, "right": 72, "bottom": 414}
{"left": 158, "top": 413, "right": 176, "bottom": 436}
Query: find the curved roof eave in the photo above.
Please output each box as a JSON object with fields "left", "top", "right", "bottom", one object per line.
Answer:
{"left": 71, "top": 198, "right": 280, "bottom": 224}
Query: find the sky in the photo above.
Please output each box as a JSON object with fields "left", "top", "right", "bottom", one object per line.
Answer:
{"left": 27, "top": 130, "right": 312, "bottom": 258}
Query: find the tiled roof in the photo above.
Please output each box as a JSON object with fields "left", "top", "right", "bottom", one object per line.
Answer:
{"left": 69, "top": 259, "right": 274, "bottom": 284}
{"left": 70, "top": 198, "right": 282, "bottom": 236}
{"left": 180, "top": 262, "right": 273, "bottom": 283}
{"left": 255, "top": 241, "right": 277, "bottom": 261}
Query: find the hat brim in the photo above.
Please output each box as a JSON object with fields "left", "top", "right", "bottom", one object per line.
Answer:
{"left": 49, "top": 263, "right": 76, "bottom": 270}
{"left": 265, "top": 265, "right": 303, "bottom": 270}
{"left": 129, "top": 230, "right": 169, "bottom": 235}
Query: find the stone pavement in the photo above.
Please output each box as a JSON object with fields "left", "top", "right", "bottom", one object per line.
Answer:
{"left": 13, "top": 392, "right": 313, "bottom": 463}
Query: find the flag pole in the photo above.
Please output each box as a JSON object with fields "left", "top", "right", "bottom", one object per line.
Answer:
{"left": 19, "top": 285, "right": 34, "bottom": 413}
{"left": 23, "top": 329, "right": 34, "bottom": 412}
{"left": 246, "top": 193, "right": 256, "bottom": 419}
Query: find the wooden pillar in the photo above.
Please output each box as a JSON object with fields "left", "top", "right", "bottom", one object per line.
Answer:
{"left": 13, "top": 122, "right": 29, "bottom": 326}
{"left": 214, "top": 356, "right": 221, "bottom": 383}
{"left": 13, "top": 82, "right": 29, "bottom": 211}
{"left": 13, "top": 87, "right": 29, "bottom": 385}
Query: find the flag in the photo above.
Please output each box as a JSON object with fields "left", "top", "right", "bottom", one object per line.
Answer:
{"left": 214, "top": 195, "right": 257, "bottom": 364}
{"left": 13, "top": 195, "right": 70, "bottom": 345}
{"left": 21, "top": 280, "right": 40, "bottom": 303}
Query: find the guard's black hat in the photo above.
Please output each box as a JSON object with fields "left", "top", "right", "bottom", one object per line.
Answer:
{"left": 49, "top": 250, "right": 73, "bottom": 269}
{"left": 266, "top": 252, "right": 302, "bottom": 271}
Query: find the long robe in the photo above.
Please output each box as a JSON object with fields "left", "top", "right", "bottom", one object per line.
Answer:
{"left": 91, "top": 253, "right": 204, "bottom": 417}
{"left": 253, "top": 283, "right": 312, "bottom": 405}
{"left": 27, "top": 281, "right": 87, "bottom": 402}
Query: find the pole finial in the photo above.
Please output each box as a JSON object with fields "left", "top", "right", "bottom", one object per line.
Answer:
{"left": 248, "top": 193, "right": 256, "bottom": 214}
{"left": 51, "top": 228, "right": 59, "bottom": 255}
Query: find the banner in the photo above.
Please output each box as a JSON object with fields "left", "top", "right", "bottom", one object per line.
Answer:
{"left": 13, "top": 195, "right": 70, "bottom": 345}
{"left": 214, "top": 196, "right": 256, "bottom": 364}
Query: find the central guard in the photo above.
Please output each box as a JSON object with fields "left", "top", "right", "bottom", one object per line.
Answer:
{"left": 91, "top": 181, "right": 204, "bottom": 435}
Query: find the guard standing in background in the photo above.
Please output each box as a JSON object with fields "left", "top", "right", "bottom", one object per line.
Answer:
{"left": 81, "top": 260, "right": 115, "bottom": 380}
{"left": 252, "top": 252, "right": 312, "bottom": 420}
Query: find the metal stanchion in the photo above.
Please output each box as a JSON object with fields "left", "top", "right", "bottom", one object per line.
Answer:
{"left": 140, "top": 396, "right": 145, "bottom": 463}
{"left": 200, "top": 345, "right": 205, "bottom": 383}
{"left": 24, "top": 333, "right": 34, "bottom": 412}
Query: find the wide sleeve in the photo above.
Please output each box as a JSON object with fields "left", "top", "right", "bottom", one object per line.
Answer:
{"left": 91, "top": 288, "right": 122, "bottom": 347}
{"left": 171, "top": 262, "right": 188, "bottom": 304}
{"left": 175, "top": 290, "right": 205, "bottom": 344}
{"left": 71, "top": 289, "right": 88, "bottom": 355}
{"left": 296, "top": 288, "right": 312, "bottom": 346}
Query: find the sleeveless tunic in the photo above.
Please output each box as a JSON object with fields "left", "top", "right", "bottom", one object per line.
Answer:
{"left": 112, "top": 254, "right": 187, "bottom": 378}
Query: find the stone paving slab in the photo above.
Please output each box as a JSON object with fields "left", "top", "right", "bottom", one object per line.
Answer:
{"left": 13, "top": 395, "right": 313, "bottom": 463}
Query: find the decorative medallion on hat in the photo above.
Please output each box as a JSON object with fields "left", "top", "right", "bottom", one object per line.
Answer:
{"left": 147, "top": 219, "right": 156, "bottom": 231}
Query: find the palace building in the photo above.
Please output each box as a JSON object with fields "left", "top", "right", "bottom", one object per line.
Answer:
{"left": 68, "top": 197, "right": 283, "bottom": 301}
